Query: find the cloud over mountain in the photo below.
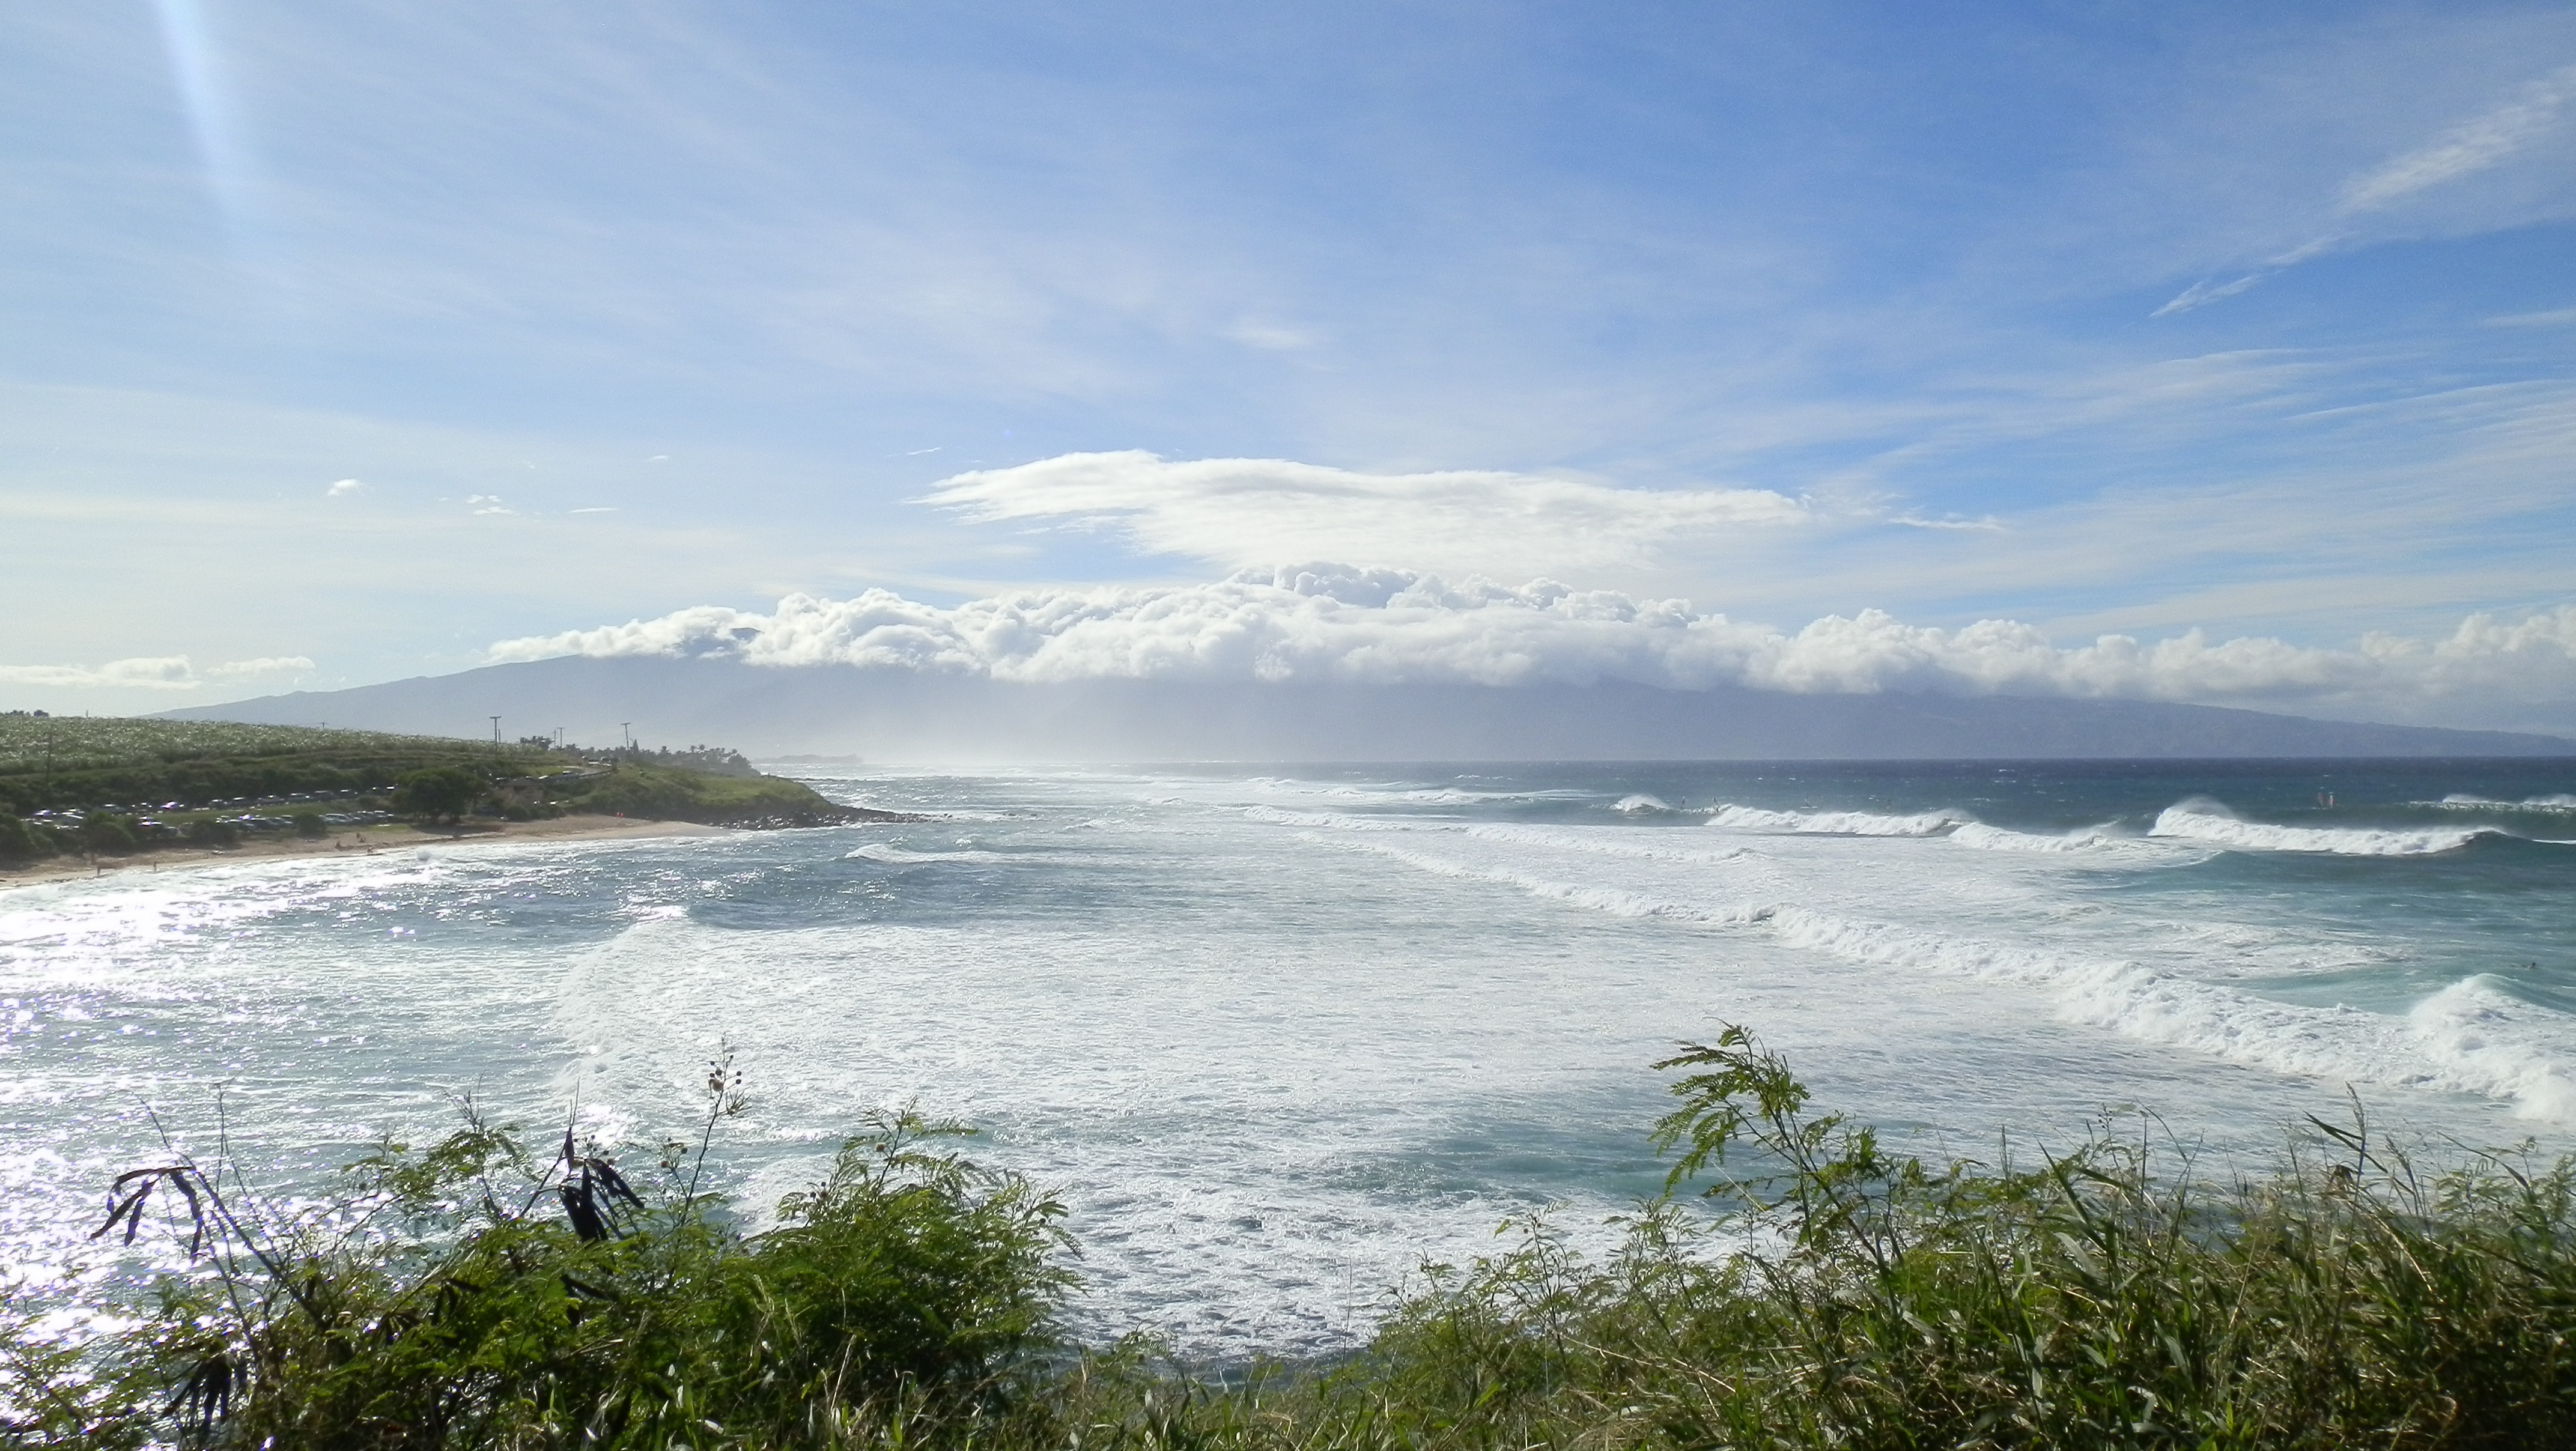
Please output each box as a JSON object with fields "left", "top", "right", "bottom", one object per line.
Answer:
{"left": 486, "top": 566, "right": 2576, "bottom": 726}
{"left": 0, "top": 655, "right": 314, "bottom": 691}
{"left": 922, "top": 452, "right": 1814, "bottom": 579}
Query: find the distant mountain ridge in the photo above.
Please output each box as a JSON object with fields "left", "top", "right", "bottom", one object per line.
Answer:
{"left": 160, "top": 655, "right": 2573, "bottom": 760}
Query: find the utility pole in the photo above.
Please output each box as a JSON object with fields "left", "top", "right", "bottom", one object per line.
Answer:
{"left": 490, "top": 716, "right": 501, "bottom": 747}
{"left": 621, "top": 722, "right": 632, "bottom": 750}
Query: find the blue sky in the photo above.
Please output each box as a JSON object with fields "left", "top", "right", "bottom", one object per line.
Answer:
{"left": 4, "top": 1, "right": 2574, "bottom": 727}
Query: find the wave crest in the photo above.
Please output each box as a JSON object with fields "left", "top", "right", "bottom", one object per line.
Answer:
{"left": 1706, "top": 804, "right": 1970, "bottom": 837}
{"left": 845, "top": 844, "right": 1018, "bottom": 865}
{"left": 1948, "top": 822, "right": 2193, "bottom": 861}
{"left": 2148, "top": 802, "right": 2486, "bottom": 856}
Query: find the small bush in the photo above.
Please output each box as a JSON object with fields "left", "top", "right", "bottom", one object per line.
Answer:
{"left": 11, "top": 1060, "right": 1071, "bottom": 1450}
{"left": 77, "top": 813, "right": 137, "bottom": 855}
{"left": 183, "top": 817, "right": 240, "bottom": 847}
{"left": 1062, "top": 1029, "right": 2576, "bottom": 1450}
{"left": 0, "top": 813, "right": 52, "bottom": 862}
{"left": 19, "top": 1034, "right": 2576, "bottom": 1450}
{"left": 291, "top": 811, "right": 328, "bottom": 838}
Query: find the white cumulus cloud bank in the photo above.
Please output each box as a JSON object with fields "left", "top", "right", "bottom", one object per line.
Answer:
{"left": 922, "top": 451, "right": 1813, "bottom": 578}
{"left": 0, "top": 656, "right": 314, "bottom": 691}
{"left": 485, "top": 566, "right": 2576, "bottom": 724}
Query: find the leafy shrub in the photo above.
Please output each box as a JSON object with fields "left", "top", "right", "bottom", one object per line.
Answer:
{"left": 0, "top": 813, "right": 52, "bottom": 862}
{"left": 291, "top": 811, "right": 329, "bottom": 839}
{"left": 12, "top": 1062, "right": 1071, "bottom": 1450}
{"left": 1062, "top": 1029, "right": 2576, "bottom": 1450}
{"left": 77, "top": 813, "right": 138, "bottom": 855}
{"left": 19, "top": 1032, "right": 2576, "bottom": 1450}
{"left": 183, "top": 817, "right": 240, "bottom": 847}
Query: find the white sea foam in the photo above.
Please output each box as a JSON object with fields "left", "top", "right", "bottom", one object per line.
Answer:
{"left": 1242, "top": 805, "right": 1425, "bottom": 831}
{"left": 1706, "top": 804, "right": 1969, "bottom": 836}
{"left": 1613, "top": 793, "right": 1677, "bottom": 814}
{"left": 2428, "top": 793, "right": 2576, "bottom": 813}
{"left": 1764, "top": 907, "right": 2576, "bottom": 1122}
{"left": 1245, "top": 777, "right": 1553, "bottom": 806}
{"left": 2408, "top": 976, "right": 2576, "bottom": 1124}
{"left": 1464, "top": 823, "right": 1754, "bottom": 866}
{"left": 2149, "top": 801, "right": 2486, "bottom": 856}
{"left": 1948, "top": 822, "right": 2198, "bottom": 863}
{"left": 1335, "top": 838, "right": 1774, "bottom": 926}
{"left": 1309, "top": 824, "right": 2576, "bottom": 1124}
{"left": 845, "top": 844, "right": 1019, "bottom": 865}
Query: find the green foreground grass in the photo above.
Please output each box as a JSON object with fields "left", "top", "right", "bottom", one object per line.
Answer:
{"left": 10, "top": 1030, "right": 2576, "bottom": 1449}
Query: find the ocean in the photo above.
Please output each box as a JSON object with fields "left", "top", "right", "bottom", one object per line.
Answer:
{"left": 5, "top": 757, "right": 2573, "bottom": 1354}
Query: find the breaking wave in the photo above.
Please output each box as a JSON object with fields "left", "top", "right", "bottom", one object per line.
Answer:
{"left": 1332, "top": 839, "right": 1773, "bottom": 926}
{"left": 1464, "top": 823, "right": 1754, "bottom": 865}
{"left": 2148, "top": 801, "right": 2488, "bottom": 856}
{"left": 1242, "top": 805, "right": 1423, "bottom": 831}
{"left": 2408, "top": 976, "right": 2576, "bottom": 1125}
{"left": 2425, "top": 793, "right": 2576, "bottom": 814}
{"left": 1947, "top": 822, "right": 2198, "bottom": 862}
{"left": 1321, "top": 829, "right": 2576, "bottom": 1123}
{"left": 845, "top": 844, "right": 1020, "bottom": 865}
{"left": 1706, "top": 804, "right": 1970, "bottom": 837}
{"left": 1245, "top": 777, "right": 1560, "bottom": 806}
{"left": 1613, "top": 793, "right": 1679, "bottom": 814}
{"left": 1764, "top": 908, "right": 2576, "bottom": 1121}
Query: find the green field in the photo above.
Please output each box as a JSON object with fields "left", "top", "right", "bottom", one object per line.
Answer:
{"left": 0, "top": 716, "right": 554, "bottom": 816}
{"left": 0, "top": 716, "right": 863, "bottom": 851}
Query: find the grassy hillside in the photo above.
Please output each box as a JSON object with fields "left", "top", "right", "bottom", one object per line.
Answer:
{"left": 548, "top": 760, "right": 863, "bottom": 826}
{"left": 0, "top": 716, "right": 554, "bottom": 816}
{"left": 0, "top": 717, "right": 893, "bottom": 861}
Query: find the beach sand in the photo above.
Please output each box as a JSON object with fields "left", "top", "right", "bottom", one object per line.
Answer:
{"left": 0, "top": 816, "right": 730, "bottom": 889}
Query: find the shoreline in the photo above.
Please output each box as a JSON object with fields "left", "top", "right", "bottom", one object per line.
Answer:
{"left": 0, "top": 815, "right": 730, "bottom": 889}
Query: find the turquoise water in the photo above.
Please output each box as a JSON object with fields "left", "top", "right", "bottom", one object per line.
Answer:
{"left": 4, "top": 758, "right": 2572, "bottom": 1351}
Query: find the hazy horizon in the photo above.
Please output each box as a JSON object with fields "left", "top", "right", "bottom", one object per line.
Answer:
{"left": 160, "top": 652, "right": 2575, "bottom": 764}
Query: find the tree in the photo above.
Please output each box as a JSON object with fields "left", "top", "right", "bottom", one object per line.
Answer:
{"left": 393, "top": 766, "right": 488, "bottom": 825}
{"left": 78, "top": 813, "right": 137, "bottom": 856}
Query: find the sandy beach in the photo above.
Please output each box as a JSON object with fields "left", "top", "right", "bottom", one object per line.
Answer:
{"left": 0, "top": 815, "right": 729, "bottom": 890}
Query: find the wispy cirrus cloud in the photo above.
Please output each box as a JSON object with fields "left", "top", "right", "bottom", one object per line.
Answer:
{"left": 2156, "top": 61, "right": 2576, "bottom": 316}
{"left": 2486, "top": 307, "right": 2576, "bottom": 329}
{"left": 2342, "top": 62, "right": 2576, "bottom": 213}
{"left": 2151, "top": 272, "right": 2271, "bottom": 319}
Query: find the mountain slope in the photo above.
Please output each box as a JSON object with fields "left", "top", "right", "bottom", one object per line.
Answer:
{"left": 159, "top": 656, "right": 2572, "bottom": 760}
